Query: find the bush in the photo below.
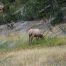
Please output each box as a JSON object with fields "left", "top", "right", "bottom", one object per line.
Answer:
{"left": 0, "top": 14, "right": 5, "bottom": 25}
{"left": 51, "top": 11, "right": 63, "bottom": 26}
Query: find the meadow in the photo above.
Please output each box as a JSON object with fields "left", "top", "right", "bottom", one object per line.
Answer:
{"left": 0, "top": 32, "right": 66, "bottom": 51}
{"left": 0, "top": 33, "right": 66, "bottom": 66}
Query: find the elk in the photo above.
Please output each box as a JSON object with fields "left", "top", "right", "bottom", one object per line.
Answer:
{"left": 28, "top": 28, "right": 44, "bottom": 44}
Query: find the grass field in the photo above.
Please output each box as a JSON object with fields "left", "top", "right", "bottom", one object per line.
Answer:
{"left": 0, "top": 33, "right": 66, "bottom": 51}
{"left": 0, "top": 46, "right": 66, "bottom": 66}
{"left": 0, "top": 33, "right": 66, "bottom": 66}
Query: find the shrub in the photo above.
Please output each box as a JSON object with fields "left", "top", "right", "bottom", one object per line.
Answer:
{"left": 51, "top": 11, "right": 63, "bottom": 26}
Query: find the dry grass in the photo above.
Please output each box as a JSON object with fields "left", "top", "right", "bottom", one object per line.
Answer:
{"left": 0, "top": 46, "right": 66, "bottom": 66}
{"left": 0, "top": 32, "right": 66, "bottom": 66}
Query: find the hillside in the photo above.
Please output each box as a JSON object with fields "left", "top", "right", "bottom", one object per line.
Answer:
{"left": 0, "top": 0, "right": 66, "bottom": 24}
{"left": 0, "top": 1, "right": 66, "bottom": 66}
{"left": 0, "top": 20, "right": 66, "bottom": 37}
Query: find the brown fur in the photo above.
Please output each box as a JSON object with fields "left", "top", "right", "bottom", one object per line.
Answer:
{"left": 28, "top": 29, "right": 44, "bottom": 44}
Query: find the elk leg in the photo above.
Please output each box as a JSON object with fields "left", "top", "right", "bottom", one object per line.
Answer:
{"left": 29, "top": 36, "right": 31, "bottom": 44}
{"left": 29, "top": 36, "right": 33, "bottom": 44}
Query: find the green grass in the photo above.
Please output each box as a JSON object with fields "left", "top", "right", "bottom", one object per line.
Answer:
{"left": 31, "top": 36, "right": 66, "bottom": 46}
{"left": 0, "top": 33, "right": 66, "bottom": 52}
